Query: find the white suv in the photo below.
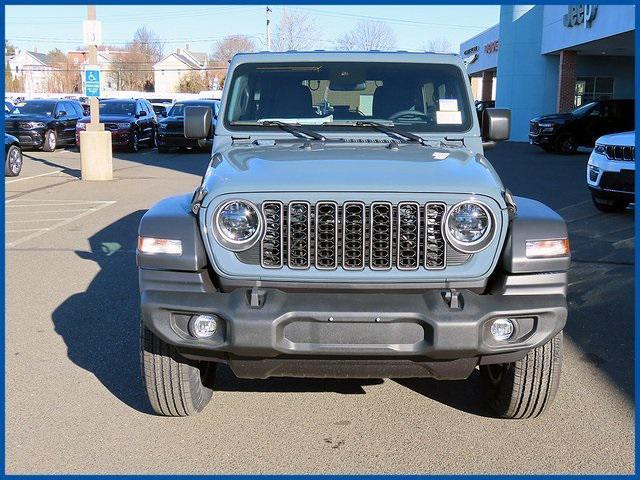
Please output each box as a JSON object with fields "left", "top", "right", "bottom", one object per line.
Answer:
{"left": 587, "top": 131, "right": 635, "bottom": 212}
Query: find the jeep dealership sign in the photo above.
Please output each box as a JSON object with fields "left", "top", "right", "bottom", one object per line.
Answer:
{"left": 563, "top": 5, "right": 598, "bottom": 28}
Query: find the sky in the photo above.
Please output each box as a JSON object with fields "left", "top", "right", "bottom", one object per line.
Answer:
{"left": 5, "top": 4, "right": 500, "bottom": 55}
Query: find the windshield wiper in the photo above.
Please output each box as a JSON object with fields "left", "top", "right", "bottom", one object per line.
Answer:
{"left": 352, "top": 120, "right": 427, "bottom": 146}
{"left": 258, "top": 120, "right": 326, "bottom": 141}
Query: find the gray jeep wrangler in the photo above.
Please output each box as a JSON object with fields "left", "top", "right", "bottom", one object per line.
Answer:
{"left": 138, "top": 52, "right": 569, "bottom": 418}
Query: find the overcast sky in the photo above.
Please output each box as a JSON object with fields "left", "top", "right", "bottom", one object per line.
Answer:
{"left": 6, "top": 4, "right": 499, "bottom": 55}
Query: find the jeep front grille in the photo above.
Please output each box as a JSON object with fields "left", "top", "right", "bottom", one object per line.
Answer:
{"left": 260, "top": 201, "right": 449, "bottom": 270}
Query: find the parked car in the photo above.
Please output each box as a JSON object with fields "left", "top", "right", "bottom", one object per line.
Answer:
{"left": 5, "top": 98, "right": 84, "bottom": 151}
{"left": 76, "top": 98, "right": 157, "bottom": 152}
{"left": 156, "top": 99, "right": 219, "bottom": 153}
{"left": 137, "top": 52, "right": 570, "bottom": 419}
{"left": 529, "top": 99, "right": 634, "bottom": 154}
{"left": 587, "top": 131, "right": 635, "bottom": 212}
{"left": 4, "top": 133, "right": 23, "bottom": 177}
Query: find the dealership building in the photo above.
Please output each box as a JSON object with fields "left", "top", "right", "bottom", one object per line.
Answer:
{"left": 460, "top": 5, "right": 635, "bottom": 140}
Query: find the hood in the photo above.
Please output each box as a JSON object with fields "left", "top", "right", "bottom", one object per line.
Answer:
{"left": 159, "top": 116, "right": 184, "bottom": 125}
{"left": 531, "top": 113, "right": 572, "bottom": 124}
{"left": 202, "top": 141, "right": 505, "bottom": 199}
{"left": 596, "top": 131, "right": 635, "bottom": 147}
{"left": 5, "top": 113, "right": 52, "bottom": 123}
{"left": 79, "top": 114, "right": 134, "bottom": 123}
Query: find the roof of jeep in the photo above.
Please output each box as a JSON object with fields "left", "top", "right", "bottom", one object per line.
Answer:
{"left": 229, "top": 50, "right": 464, "bottom": 67}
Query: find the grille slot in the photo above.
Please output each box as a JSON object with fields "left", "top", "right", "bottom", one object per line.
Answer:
{"left": 287, "top": 202, "right": 311, "bottom": 269}
{"left": 342, "top": 201, "right": 366, "bottom": 270}
{"left": 260, "top": 201, "right": 284, "bottom": 268}
{"left": 397, "top": 202, "right": 421, "bottom": 270}
{"left": 369, "top": 202, "right": 393, "bottom": 270}
{"left": 605, "top": 144, "right": 635, "bottom": 161}
{"left": 314, "top": 201, "right": 338, "bottom": 269}
{"left": 424, "top": 202, "right": 447, "bottom": 269}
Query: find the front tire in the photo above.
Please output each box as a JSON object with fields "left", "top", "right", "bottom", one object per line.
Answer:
{"left": 592, "top": 193, "right": 628, "bottom": 213}
{"left": 480, "top": 332, "right": 563, "bottom": 419}
{"left": 129, "top": 131, "right": 140, "bottom": 153}
{"left": 43, "top": 129, "right": 57, "bottom": 152}
{"left": 556, "top": 134, "right": 577, "bottom": 154}
{"left": 140, "top": 325, "right": 216, "bottom": 416}
{"left": 5, "top": 145, "right": 22, "bottom": 176}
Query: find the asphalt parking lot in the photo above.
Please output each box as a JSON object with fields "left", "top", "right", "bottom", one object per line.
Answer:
{"left": 5, "top": 143, "right": 634, "bottom": 474}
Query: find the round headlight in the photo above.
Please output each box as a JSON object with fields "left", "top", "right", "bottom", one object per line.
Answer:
{"left": 445, "top": 201, "right": 494, "bottom": 253}
{"left": 214, "top": 200, "right": 262, "bottom": 251}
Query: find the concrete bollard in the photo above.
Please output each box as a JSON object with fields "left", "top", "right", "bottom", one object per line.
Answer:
{"left": 80, "top": 130, "right": 113, "bottom": 181}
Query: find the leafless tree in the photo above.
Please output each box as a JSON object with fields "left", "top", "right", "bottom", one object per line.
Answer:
{"left": 423, "top": 38, "right": 455, "bottom": 54}
{"left": 176, "top": 70, "right": 210, "bottom": 93}
{"left": 213, "top": 35, "right": 255, "bottom": 64}
{"left": 46, "top": 49, "right": 81, "bottom": 93}
{"left": 336, "top": 20, "right": 396, "bottom": 51}
{"left": 272, "top": 11, "right": 320, "bottom": 51}
{"left": 111, "top": 26, "right": 164, "bottom": 91}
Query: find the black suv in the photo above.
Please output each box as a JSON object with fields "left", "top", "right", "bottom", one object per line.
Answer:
{"left": 529, "top": 99, "right": 634, "bottom": 154}
{"left": 5, "top": 99, "right": 84, "bottom": 151}
{"left": 157, "top": 99, "right": 219, "bottom": 153}
{"left": 76, "top": 98, "right": 157, "bottom": 152}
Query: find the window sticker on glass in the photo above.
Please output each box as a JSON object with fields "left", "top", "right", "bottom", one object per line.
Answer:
{"left": 439, "top": 99, "right": 458, "bottom": 112}
{"left": 436, "top": 110, "right": 462, "bottom": 124}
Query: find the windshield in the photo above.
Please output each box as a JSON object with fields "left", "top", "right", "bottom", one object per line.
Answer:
{"left": 10, "top": 100, "right": 55, "bottom": 116}
{"left": 224, "top": 61, "right": 472, "bottom": 133}
{"left": 571, "top": 102, "right": 597, "bottom": 117}
{"left": 99, "top": 101, "right": 135, "bottom": 116}
{"left": 169, "top": 102, "right": 218, "bottom": 117}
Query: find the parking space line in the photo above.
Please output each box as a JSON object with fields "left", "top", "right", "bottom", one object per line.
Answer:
{"left": 5, "top": 170, "right": 63, "bottom": 183}
{"left": 7, "top": 203, "right": 100, "bottom": 208}
{"left": 6, "top": 209, "right": 90, "bottom": 214}
{"left": 7, "top": 228, "right": 45, "bottom": 233}
{"left": 6, "top": 201, "right": 116, "bottom": 247}
{"left": 7, "top": 218, "right": 75, "bottom": 224}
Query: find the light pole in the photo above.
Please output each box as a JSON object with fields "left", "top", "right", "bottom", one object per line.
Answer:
{"left": 266, "top": 6, "right": 272, "bottom": 51}
{"left": 79, "top": 4, "right": 113, "bottom": 181}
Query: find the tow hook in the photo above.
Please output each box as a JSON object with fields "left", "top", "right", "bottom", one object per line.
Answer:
{"left": 443, "top": 289, "right": 463, "bottom": 310}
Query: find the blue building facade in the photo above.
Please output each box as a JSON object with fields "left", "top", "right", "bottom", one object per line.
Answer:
{"left": 460, "top": 5, "right": 635, "bottom": 141}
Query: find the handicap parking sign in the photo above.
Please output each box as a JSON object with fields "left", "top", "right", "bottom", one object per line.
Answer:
{"left": 85, "top": 66, "right": 101, "bottom": 97}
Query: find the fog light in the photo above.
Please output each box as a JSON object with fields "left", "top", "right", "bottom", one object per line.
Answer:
{"left": 490, "top": 318, "right": 514, "bottom": 341}
{"left": 189, "top": 315, "right": 218, "bottom": 338}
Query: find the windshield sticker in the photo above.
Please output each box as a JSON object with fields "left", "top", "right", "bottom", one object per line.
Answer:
{"left": 439, "top": 99, "right": 458, "bottom": 112}
{"left": 433, "top": 152, "right": 450, "bottom": 160}
{"left": 436, "top": 110, "right": 462, "bottom": 125}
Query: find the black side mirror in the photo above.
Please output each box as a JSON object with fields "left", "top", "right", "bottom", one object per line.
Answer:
{"left": 57, "top": 110, "right": 67, "bottom": 118}
{"left": 184, "top": 106, "right": 212, "bottom": 139}
{"left": 482, "top": 108, "right": 511, "bottom": 150}
{"left": 161, "top": 110, "right": 168, "bottom": 118}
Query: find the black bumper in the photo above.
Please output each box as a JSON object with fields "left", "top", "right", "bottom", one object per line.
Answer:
{"left": 5, "top": 130, "right": 45, "bottom": 148}
{"left": 157, "top": 133, "right": 210, "bottom": 148}
{"left": 529, "top": 133, "right": 554, "bottom": 145}
{"left": 589, "top": 185, "right": 635, "bottom": 203}
{"left": 140, "top": 269, "right": 567, "bottom": 379}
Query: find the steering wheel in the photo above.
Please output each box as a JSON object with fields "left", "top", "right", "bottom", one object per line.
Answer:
{"left": 388, "top": 109, "right": 431, "bottom": 123}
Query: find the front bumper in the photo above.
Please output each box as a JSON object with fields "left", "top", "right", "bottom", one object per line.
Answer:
{"left": 140, "top": 269, "right": 567, "bottom": 379}
{"left": 587, "top": 151, "right": 635, "bottom": 200}
{"left": 5, "top": 129, "right": 45, "bottom": 147}
{"left": 157, "top": 132, "right": 210, "bottom": 148}
{"left": 528, "top": 133, "right": 554, "bottom": 145}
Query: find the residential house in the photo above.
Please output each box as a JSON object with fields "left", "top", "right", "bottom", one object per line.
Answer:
{"left": 153, "top": 45, "right": 209, "bottom": 93}
{"left": 8, "top": 49, "right": 53, "bottom": 95}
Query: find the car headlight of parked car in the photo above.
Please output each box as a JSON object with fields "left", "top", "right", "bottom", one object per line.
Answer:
{"left": 445, "top": 201, "right": 495, "bottom": 253}
{"left": 76, "top": 123, "right": 87, "bottom": 131}
{"left": 18, "top": 121, "right": 46, "bottom": 129}
{"left": 213, "top": 200, "right": 262, "bottom": 251}
{"left": 593, "top": 144, "right": 606, "bottom": 155}
{"left": 116, "top": 123, "right": 131, "bottom": 130}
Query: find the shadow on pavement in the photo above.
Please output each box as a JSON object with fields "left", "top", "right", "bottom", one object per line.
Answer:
{"left": 51, "top": 210, "right": 152, "bottom": 414}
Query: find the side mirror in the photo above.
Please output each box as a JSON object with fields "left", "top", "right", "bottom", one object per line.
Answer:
{"left": 57, "top": 110, "right": 67, "bottom": 118}
{"left": 161, "top": 110, "right": 168, "bottom": 118}
{"left": 138, "top": 111, "right": 147, "bottom": 117}
{"left": 184, "top": 106, "right": 212, "bottom": 139}
{"left": 482, "top": 108, "right": 511, "bottom": 150}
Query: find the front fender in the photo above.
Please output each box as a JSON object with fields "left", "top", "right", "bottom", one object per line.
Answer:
{"left": 137, "top": 193, "right": 208, "bottom": 271}
{"left": 501, "top": 196, "right": 570, "bottom": 273}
